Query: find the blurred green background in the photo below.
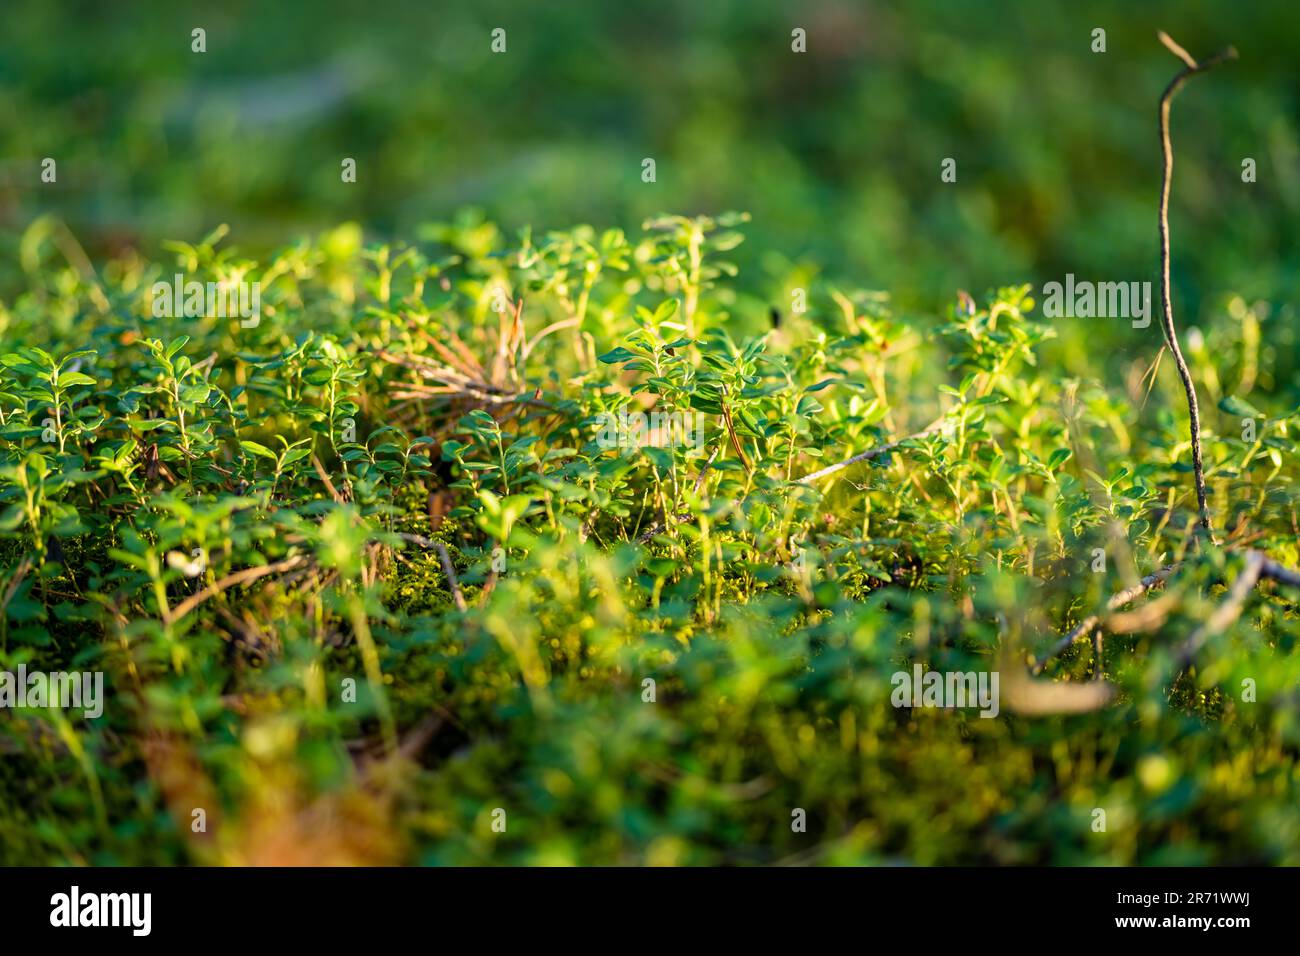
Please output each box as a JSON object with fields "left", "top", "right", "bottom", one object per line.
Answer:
{"left": 1, "top": 0, "right": 1296, "bottom": 343}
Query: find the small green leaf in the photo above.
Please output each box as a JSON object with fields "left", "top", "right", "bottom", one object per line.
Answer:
{"left": 240, "top": 440, "right": 277, "bottom": 460}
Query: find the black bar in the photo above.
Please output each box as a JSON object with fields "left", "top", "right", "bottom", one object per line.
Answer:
{"left": 0, "top": 866, "right": 1277, "bottom": 943}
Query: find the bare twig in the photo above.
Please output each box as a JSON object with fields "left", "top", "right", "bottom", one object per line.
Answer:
{"left": 1155, "top": 31, "right": 1237, "bottom": 540}
{"left": 1104, "top": 589, "right": 1179, "bottom": 634}
{"left": 165, "top": 554, "right": 308, "bottom": 624}
{"left": 637, "top": 510, "right": 692, "bottom": 544}
{"left": 396, "top": 532, "right": 468, "bottom": 611}
{"left": 1174, "top": 551, "right": 1264, "bottom": 666}
{"left": 1032, "top": 564, "right": 1179, "bottom": 673}
{"left": 0, "top": 556, "right": 33, "bottom": 650}
{"left": 436, "top": 541, "right": 468, "bottom": 612}
{"left": 394, "top": 712, "right": 446, "bottom": 762}
{"left": 1258, "top": 554, "right": 1300, "bottom": 589}
{"left": 1158, "top": 31, "right": 1200, "bottom": 69}
{"left": 635, "top": 451, "right": 720, "bottom": 542}
{"left": 694, "top": 448, "right": 719, "bottom": 495}
{"left": 521, "top": 317, "right": 581, "bottom": 361}
{"left": 477, "top": 569, "right": 499, "bottom": 607}
{"left": 1036, "top": 545, "right": 1300, "bottom": 675}
{"left": 1002, "top": 668, "right": 1116, "bottom": 715}
{"left": 1002, "top": 620, "right": 1116, "bottom": 714}
{"left": 1, "top": 556, "right": 33, "bottom": 611}
{"left": 310, "top": 453, "right": 345, "bottom": 504}
{"left": 795, "top": 417, "right": 949, "bottom": 485}
{"left": 1175, "top": 550, "right": 1300, "bottom": 666}
{"left": 719, "top": 389, "right": 752, "bottom": 474}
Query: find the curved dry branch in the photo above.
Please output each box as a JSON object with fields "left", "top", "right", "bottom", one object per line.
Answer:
{"left": 1032, "top": 564, "right": 1179, "bottom": 674}
{"left": 1155, "top": 31, "right": 1237, "bottom": 540}
{"left": 1175, "top": 551, "right": 1300, "bottom": 666}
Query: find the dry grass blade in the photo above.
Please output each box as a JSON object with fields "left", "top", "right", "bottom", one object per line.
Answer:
{"left": 379, "top": 303, "right": 550, "bottom": 417}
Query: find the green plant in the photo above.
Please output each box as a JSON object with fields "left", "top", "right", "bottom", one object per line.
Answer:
{"left": 1, "top": 171, "right": 1298, "bottom": 863}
